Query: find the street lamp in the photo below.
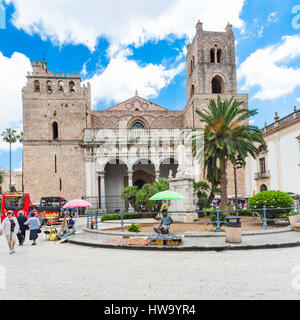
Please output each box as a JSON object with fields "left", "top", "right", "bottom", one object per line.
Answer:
{"left": 233, "top": 154, "right": 244, "bottom": 214}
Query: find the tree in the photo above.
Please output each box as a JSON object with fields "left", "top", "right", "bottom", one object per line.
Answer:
{"left": 18, "top": 132, "right": 24, "bottom": 192}
{"left": 0, "top": 169, "right": 4, "bottom": 186}
{"left": 121, "top": 178, "right": 169, "bottom": 212}
{"left": 193, "top": 181, "right": 221, "bottom": 210}
{"left": 194, "top": 96, "right": 266, "bottom": 211}
{"left": 1, "top": 128, "right": 22, "bottom": 192}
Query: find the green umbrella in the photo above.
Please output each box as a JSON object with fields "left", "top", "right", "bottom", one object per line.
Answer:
{"left": 149, "top": 190, "right": 186, "bottom": 201}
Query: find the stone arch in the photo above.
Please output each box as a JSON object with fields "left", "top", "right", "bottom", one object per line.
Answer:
{"left": 207, "top": 39, "right": 227, "bottom": 63}
{"left": 69, "top": 81, "right": 75, "bottom": 93}
{"left": 217, "top": 49, "right": 222, "bottom": 63}
{"left": 130, "top": 158, "right": 158, "bottom": 171}
{"left": 212, "top": 74, "right": 225, "bottom": 94}
{"left": 46, "top": 80, "right": 52, "bottom": 93}
{"left": 58, "top": 80, "right": 64, "bottom": 92}
{"left": 34, "top": 80, "right": 40, "bottom": 92}
{"left": 127, "top": 116, "right": 149, "bottom": 129}
{"left": 101, "top": 158, "right": 128, "bottom": 172}
{"left": 210, "top": 49, "right": 215, "bottom": 63}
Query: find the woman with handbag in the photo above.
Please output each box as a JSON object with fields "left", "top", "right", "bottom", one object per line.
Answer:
{"left": 24, "top": 211, "right": 41, "bottom": 245}
{"left": 1, "top": 211, "right": 20, "bottom": 254}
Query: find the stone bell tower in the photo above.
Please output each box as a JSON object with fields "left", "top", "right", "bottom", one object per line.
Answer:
{"left": 183, "top": 21, "right": 248, "bottom": 196}
{"left": 22, "top": 60, "right": 91, "bottom": 202}
{"left": 186, "top": 21, "right": 237, "bottom": 102}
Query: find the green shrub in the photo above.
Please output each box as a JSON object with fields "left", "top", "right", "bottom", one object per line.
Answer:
{"left": 127, "top": 223, "right": 141, "bottom": 233}
{"left": 210, "top": 211, "right": 227, "bottom": 225}
{"left": 248, "top": 191, "right": 293, "bottom": 223}
{"left": 101, "top": 213, "right": 156, "bottom": 222}
{"left": 238, "top": 209, "right": 256, "bottom": 217}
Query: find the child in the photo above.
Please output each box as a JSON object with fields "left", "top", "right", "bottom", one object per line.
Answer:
{"left": 154, "top": 209, "right": 173, "bottom": 234}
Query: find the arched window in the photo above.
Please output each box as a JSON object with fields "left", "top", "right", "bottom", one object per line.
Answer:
{"left": 132, "top": 122, "right": 145, "bottom": 129}
{"left": 47, "top": 80, "right": 52, "bottom": 93}
{"left": 217, "top": 49, "right": 222, "bottom": 63}
{"left": 34, "top": 80, "right": 40, "bottom": 92}
{"left": 212, "top": 75, "right": 224, "bottom": 94}
{"left": 261, "top": 184, "right": 268, "bottom": 192}
{"left": 69, "top": 81, "right": 75, "bottom": 93}
{"left": 190, "top": 85, "right": 195, "bottom": 97}
{"left": 52, "top": 122, "right": 58, "bottom": 140}
{"left": 210, "top": 49, "right": 215, "bottom": 63}
{"left": 58, "top": 81, "right": 64, "bottom": 92}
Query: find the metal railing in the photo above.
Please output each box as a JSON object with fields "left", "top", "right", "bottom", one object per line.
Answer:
{"left": 254, "top": 170, "right": 271, "bottom": 180}
{"left": 85, "top": 205, "right": 300, "bottom": 233}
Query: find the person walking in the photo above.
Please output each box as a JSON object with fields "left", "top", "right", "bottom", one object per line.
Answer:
{"left": 17, "top": 211, "right": 28, "bottom": 245}
{"left": 1, "top": 211, "right": 20, "bottom": 254}
{"left": 24, "top": 211, "right": 40, "bottom": 245}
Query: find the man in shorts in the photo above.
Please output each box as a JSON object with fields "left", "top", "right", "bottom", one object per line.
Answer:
{"left": 154, "top": 209, "right": 173, "bottom": 234}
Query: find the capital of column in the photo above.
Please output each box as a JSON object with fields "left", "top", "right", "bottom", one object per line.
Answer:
{"left": 155, "top": 170, "right": 160, "bottom": 180}
{"left": 128, "top": 170, "right": 133, "bottom": 177}
{"left": 98, "top": 171, "right": 105, "bottom": 178}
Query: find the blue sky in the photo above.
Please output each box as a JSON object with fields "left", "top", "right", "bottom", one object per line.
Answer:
{"left": 0, "top": 0, "right": 299, "bottom": 170}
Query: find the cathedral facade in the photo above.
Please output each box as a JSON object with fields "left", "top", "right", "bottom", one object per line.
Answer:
{"left": 22, "top": 22, "right": 247, "bottom": 210}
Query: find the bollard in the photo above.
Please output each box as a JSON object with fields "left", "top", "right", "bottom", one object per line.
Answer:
{"left": 121, "top": 211, "right": 124, "bottom": 232}
{"left": 96, "top": 213, "right": 98, "bottom": 230}
{"left": 263, "top": 206, "right": 267, "bottom": 230}
{"left": 216, "top": 209, "right": 221, "bottom": 232}
{"left": 87, "top": 214, "right": 89, "bottom": 228}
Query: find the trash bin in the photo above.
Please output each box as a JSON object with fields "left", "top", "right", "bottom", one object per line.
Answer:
{"left": 225, "top": 216, "right": 242, "bottom": 243}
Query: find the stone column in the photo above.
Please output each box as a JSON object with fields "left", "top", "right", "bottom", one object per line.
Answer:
{"left": 127, "top": 170, "right": 134, "bottom": 212}
{"left": 99, "top": 171, "right": 106, "bottom": 212}
{"left": 128, "top": 170, "right": 133, "bottom": 187}
{"left": 155, "top": 169, "right": 160, "bottom": 181}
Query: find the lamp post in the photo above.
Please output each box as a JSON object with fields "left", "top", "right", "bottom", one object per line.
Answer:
{"left": 233, "top": 154, "right": 244, "bottom": 215}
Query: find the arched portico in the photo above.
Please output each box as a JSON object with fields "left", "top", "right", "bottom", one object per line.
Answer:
{"left": 102, "top": 159, "right": 128, "bottom": 213}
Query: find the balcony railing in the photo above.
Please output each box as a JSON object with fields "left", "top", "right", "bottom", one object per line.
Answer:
{"left": 83, "top": 128, "right": 185, "bottom": 143}
{"left": 254, "top": 170, "right": 271, "bottom": 180}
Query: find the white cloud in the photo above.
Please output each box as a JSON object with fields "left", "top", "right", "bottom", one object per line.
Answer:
{"left": 0, "top": 51, "right": 31, "bottom": 151}
{"left": 238, "top": 35, "right": 300, "bottom": 100}
{"left": 267, "top": 11, "right": 279, "bottom": 24}
{"left": 6, "top": 0, "right": 245, "bottom": 52}
{"left": 86, "top": 49, "right": 185, "bottom": 106}
{"left": 296, "top": 98, "right": 300, "bottom": 102}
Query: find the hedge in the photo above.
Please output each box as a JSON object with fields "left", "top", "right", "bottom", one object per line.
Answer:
{"left": 101, "top": 213, "right": 157, "bottom": 222}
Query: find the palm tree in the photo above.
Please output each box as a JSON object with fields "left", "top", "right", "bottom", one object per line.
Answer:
{"left": 194, "top": 95, "right": 266, "bottom": 211}
{"left": 0, "top": 169, "right": 4, "bottom": 186}
{"left": 18, "top": 132, "right": 24, "bottom": 192}
{"left": 1, "top": 128, "right": 21, "bottom": 192}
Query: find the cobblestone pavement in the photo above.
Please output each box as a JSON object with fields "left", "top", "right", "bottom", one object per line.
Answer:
{"left": 1, "top": 227, "right": 300, "bottom": 300}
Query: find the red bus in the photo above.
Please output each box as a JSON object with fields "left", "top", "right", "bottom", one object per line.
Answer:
{"left": 1, "top": 193, "right": 67, "bottom": 224}
{"left": 1, "top": 193, "right": 33, "bottom": 222}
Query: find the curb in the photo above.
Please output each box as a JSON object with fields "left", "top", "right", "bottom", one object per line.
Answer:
{"left": 66, "top": 237, "right": 300, "bottom": 252}
{"left": 82, "top": 226, "right": 293, "bottom": 238}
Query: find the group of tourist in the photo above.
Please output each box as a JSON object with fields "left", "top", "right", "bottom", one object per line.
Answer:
{"left": 0, "top": 210, "right": 40, "bottom": 254}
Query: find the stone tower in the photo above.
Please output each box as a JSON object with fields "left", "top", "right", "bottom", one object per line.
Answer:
{"left": 183, "top": 22, "right": 248, "bottom": 195}
{"left": 22, "top": 60, "right": 91, "bottom": 202}
{"left": 186, "top": 21, "right": 237, "bottom": 101}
